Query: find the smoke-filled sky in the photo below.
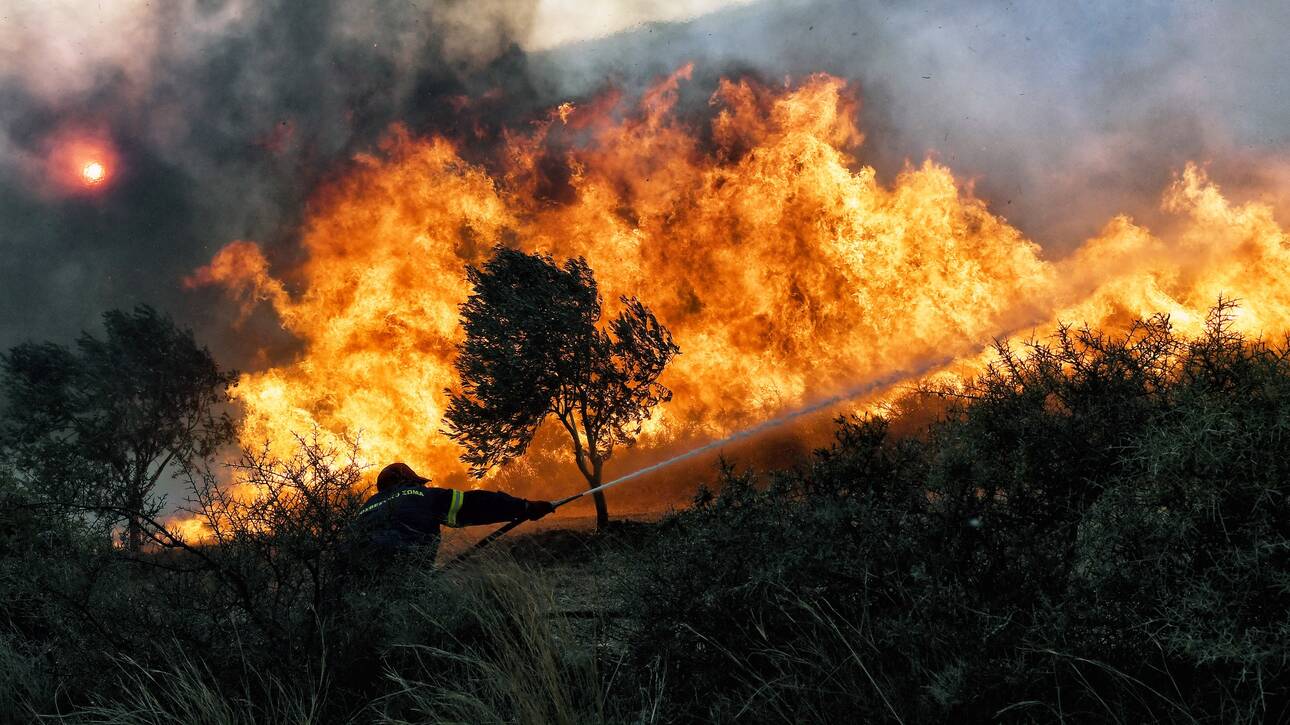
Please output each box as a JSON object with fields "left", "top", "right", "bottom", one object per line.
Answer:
{"left": 2, "top": 0, "right": 1288, "bottom": 363}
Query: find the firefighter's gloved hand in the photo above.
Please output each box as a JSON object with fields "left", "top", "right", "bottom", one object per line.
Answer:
{"left": 525, "top": 500, "right": 555, "bottom": 521}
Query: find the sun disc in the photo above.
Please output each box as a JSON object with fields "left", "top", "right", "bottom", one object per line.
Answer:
{"left": 81, "top": 161, "right": 106, "bottom": 184}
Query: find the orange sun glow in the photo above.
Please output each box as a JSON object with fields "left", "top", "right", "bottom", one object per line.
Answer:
{"left": 41, "top": 126, "right": 118, "bottom": 195}
{"left": 81, "top": 161, "right": 106, "bottom": 185}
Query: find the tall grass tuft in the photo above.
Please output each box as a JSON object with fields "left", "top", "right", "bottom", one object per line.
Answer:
{"left": 47, "top": 650, "right": 328, "bottom": 725}
{"left": 375, "top": 555, "right": 608, "bottom": 725}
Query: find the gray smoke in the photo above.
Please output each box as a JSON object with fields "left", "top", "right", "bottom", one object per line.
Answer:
{"left": 2, "top": 0, "right": 1289, "bottom": 366}
{"left": 531, "top": 0, "right": 1290, "bottom": 248}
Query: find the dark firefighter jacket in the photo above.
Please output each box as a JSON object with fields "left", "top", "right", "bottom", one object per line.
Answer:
{"left": 352, "top": 483, "right": 528, "bottom": 554}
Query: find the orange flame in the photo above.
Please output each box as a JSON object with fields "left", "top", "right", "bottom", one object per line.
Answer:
{"left": 188, "top": 69, "right": 1290, "bottom": 505}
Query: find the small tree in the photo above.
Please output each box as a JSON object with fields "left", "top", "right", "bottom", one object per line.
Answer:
{"left": 0, "top": 306, "right": 236, "bottom": 551}
{"left": 443, "top": 246, "right": 679, "bottom": 529}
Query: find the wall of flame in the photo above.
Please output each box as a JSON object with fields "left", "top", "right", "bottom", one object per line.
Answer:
{"left": 187, "top": 68, "right": 1290, "bottom": 504}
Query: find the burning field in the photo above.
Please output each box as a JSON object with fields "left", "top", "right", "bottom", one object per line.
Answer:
{"left": 185, "top": 66, "right": 1290, "bottom": 504}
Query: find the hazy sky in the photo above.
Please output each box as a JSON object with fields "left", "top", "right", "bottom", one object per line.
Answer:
{"left": 524, "top": 0, "right": 756, "bottom": 50}
{"left": 1, "top": 0, "right": 1287, "bottom": 360}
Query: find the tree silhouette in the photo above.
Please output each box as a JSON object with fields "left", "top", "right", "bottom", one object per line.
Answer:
{"left": 0, "top": 306, "right": 236, "bottom": 551}
{"left": 444, "top": 247, "right": 679, "bottom": 529}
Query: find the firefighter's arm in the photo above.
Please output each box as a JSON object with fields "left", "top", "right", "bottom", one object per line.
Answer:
{"left": 436, "top": 488, "right": 553, "bottom": 527}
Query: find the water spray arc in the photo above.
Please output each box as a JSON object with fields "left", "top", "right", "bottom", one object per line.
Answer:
{"left": 451, "top": 353, "right": 958, "bottom": 563}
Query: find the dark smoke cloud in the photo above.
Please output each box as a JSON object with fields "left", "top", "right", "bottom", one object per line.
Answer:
{"left": 0, "top": 0, "right": 541, "bottom": 361}
{"left": 2, "top": 0, "right": 1288, "bottom": 365}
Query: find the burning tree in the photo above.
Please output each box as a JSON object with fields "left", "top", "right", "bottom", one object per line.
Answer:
{"left": 0, "top": 306, "right": 236, "bottom": 551}
{"left": 444, "top": 246, "right": 679, "bottom": 529}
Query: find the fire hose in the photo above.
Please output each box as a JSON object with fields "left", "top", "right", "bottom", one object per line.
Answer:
{"left": 452, "top": 475, "right": 634, "bottom": 562}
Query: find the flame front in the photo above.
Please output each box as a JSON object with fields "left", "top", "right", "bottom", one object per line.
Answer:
{"left": 190, "top": 69, "right": 1290, "bottom": 500}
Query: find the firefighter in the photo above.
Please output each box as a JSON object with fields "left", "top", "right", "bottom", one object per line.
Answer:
{"left": 353, "top": 461, "right": 554, "bottom": 560}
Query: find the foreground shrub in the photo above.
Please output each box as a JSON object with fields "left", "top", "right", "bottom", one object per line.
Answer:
{"left": 1072, "top": 305, "right": 1290, "bottom": 721}
{"left": 626, "top": 427, "right": 966, "bottom": 723}
{"left": 626, "top": 303, "right": 1290, "bottom": 723}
